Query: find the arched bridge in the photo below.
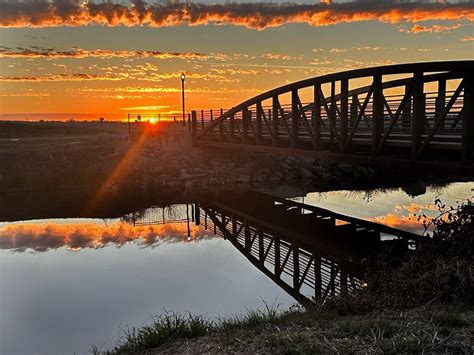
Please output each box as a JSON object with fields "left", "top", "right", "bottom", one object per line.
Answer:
{"left": 193, "top": 61, "right": 473, "bottom": 171}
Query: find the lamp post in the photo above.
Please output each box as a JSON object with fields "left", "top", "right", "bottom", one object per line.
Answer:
{"left": 180, "top": 73, "right": 186, "bottom": 127}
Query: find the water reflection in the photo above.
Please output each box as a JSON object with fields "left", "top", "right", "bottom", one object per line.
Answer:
{"left": 0, "top": 182, "right": 472, "bottom": 354}
{"left": 0, "top": 215, "right": 210, "bottom": 253}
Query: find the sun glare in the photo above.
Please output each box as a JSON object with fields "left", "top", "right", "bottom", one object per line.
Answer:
{"left": 149, "top": 117, "right": 157, "bottom": 125}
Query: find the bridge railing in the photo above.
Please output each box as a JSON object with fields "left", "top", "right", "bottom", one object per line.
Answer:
{"left": 193, "top": 61, "right": 473, "bottom": 163}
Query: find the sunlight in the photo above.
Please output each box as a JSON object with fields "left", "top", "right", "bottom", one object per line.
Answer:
{"left": 149, "top": 117, "right": 158, "bottom": 125}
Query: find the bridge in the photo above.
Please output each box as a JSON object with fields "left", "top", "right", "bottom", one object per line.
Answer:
{"left": 195, "top": 190, "right": 420, "bottom": 304}
{"left": 192, "top": 61, "right": 473, "bottom": 172}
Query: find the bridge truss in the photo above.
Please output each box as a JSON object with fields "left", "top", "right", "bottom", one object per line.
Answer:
{"left": 194, "top": 61, "right": 473, "bottom": 168}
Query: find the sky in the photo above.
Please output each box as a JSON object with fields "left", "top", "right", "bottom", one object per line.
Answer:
{"left": 0, "top": 0, "right": 473, "bottom": 121}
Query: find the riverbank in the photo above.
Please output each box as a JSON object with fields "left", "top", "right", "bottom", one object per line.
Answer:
{"left": 96, "top": 199, "right": 473, "bottom": 354}
{"left": 109, "top": 305, "right": 473, "bottom": 354}
{"left": 2, "top": 121, "right": 470, "bottom": 196}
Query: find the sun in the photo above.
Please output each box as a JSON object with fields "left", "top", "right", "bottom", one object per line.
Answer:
{"left": 149, "top": 117, "right": 158, "bottom": 125}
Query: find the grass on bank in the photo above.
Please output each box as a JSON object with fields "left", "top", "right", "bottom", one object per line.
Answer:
{"left": 93, "top": 304, "right": 473, "bottom": 354}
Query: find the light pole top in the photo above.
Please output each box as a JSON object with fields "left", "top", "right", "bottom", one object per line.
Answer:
{"left": 180, "top": 73, "right": 185, "bottom": 81}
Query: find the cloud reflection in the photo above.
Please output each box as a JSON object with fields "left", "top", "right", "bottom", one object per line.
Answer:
{"left": 0, "top": 221, "right": 213, "bottom": 253}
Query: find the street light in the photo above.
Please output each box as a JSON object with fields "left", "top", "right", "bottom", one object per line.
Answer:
{"left": 180, "top": 73, "right": 186, "bottom": 127}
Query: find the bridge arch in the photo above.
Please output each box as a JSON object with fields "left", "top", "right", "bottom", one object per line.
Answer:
{"left": 195, "top": 61, "right": 473, "bottom": 168}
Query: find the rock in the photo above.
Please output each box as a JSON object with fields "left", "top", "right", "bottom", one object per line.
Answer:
{"left": 269, "top": 174, "right": 281, "bottom": 181}
{"left": 208, "top": 178, "right": 219, "bottom": 186}
{"left": 167, "top": 181, "right": 182, "bottom": 188}
{"left": 337, "top": 162, "right": 354, "bottom": 174}
{"left": 311, "top": 165, "right": 327, "bottom": 176}
{"left": 237, "top": 174, "right": 251, "bottom": 183}
{"left": 299, "top": 167, "right": 313, "bottom": 180}
{"left": 226, "top": 176, "right": 237, "bottom": 183}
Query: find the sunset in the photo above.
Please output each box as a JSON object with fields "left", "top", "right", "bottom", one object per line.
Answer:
{"left": 1, "top": 0, "right": 473, "bottom": 120}
{"left": 0, "top": 1, "right": 473, "bottom": 354}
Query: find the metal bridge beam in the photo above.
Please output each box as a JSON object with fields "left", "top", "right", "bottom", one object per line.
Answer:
{"left": 463, "top": 76, "right": 473, "bottom": 162}
{"left": 372, "top": 74, "right": 384, "bottom": 155}
{"left": 411, "top": 72, "right": 426, "bottom": 160}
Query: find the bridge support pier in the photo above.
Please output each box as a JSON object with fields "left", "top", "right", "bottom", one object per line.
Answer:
{"left": 372, "top": 74, "right": 383, "bottom": 155}
{"left": 462, "top": 76, "right": 473, "bottom": 162}
{"left": 412, "top": 72, "right": 426, "bottom": 160}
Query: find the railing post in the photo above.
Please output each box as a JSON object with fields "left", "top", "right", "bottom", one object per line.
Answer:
{"left": 272, "top": 96, "right": 279, "bottom": 147}
{"left": 256, "top": 103, "right": 263, "bottom": 145}
{"left": 127, "top": 113, "right": 131, "bottom": 135}
{"left": 188, "top": 113, "right": 191, "bottom": 132}
{"left": 274, "top": 237, "right": 280, "bottom": 275}
{"left": 402, "top": 84, "right": 412, "bottom": 128}
{"left": 313, "top": 83, "right": 321, "bottom": 150}
{"left": 191, "top": 110, "right": 197, "bottom": 142}
{"left": 229, "top": 112, "right": 235, "bottom": 142}
{"left": 194, "top": 204, "right": 200, "bottom": 225}
{"left": 291, "top": 89, "right": 299, "bottom": 148}
{"left": 341, "top": 78, "right": 349, "bottom": 152}
{"left": 330, "top": 81, "right": 336, "bottom": 151}
{"left": 462, "top": 75, "right": 473, "bottom": 162}
{"left": 372, "top": 74, "right": 383, "bottom": 155}
{"left": 201, "top": 109, "right": 204, "bottom": 129}
{"left": 293, "top": 248, "right": 300, "bottom": 291}
{"left": 412, "top": 71, "right": 425, "bottom": 160}
{"left": 314, "top": 256, "right": 321, "bottom": 302}
{"left": 350, "top": 94, "right": 358, "bottom": 129}
{"left": 242, "top": 108, "right": 250, "bottom": 143}
{"left": 244, "top": 222, "right": 251, "bottom": 252}
{"left": 436, "top": 79, "right": 446, "bottom": 129}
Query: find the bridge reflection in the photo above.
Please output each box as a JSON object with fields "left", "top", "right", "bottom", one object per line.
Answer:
{"left": 123, "top": 190, "right": 421, "bottom": 304}
{"left": 192, "top": 191, "right": 419, "bottom": 304}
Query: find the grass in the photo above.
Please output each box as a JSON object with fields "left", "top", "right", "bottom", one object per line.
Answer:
{"left": 93, "top": 304, "right": 473, "bottom": 354}
{"left": 95, "top": 312, "right": 212, "bottom": 354}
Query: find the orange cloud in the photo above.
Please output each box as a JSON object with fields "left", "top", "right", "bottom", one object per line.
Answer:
{"left": 367, "top": 213, "right": 424, "bottom": 232}
{"left": 400, "top": 23, "right": 461, "bottom": 33}
{"left": 264, "top": 53, "right": 303, "bottom": 61}
{"left": 0, "top": 221, "right": 213, "bottom": 252}
{"left": 0, "top": 1, "right": 472, "bottom": 30}
{"left": 461, "top": 36, "right": 474, "bottom": 41}
{"left": 0, "top": 46, "right": 207, "bottom": 59}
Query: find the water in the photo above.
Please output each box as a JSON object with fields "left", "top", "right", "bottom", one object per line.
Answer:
{"left": 0, "top": 181, "right": 472, "bottom": 354}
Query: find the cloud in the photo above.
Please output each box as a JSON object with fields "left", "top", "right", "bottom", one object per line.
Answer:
{"left": 400, "top": 23, "right": 461, "bottom": 33}
{"left": 367, "top": 213, "right": 423, "bottom": 232}
{"left": 330, "top": 48, "right": 348, "bottom": 53}
{"left": 0, "top": 70, "right": 239, "bottom": 83}
{"left": 0, "top": 221, "right": 214, "bottom": 252}
{"left": 0, "top": 1, "right": 472, "bottom": 30}
{"left": 0, "top": 73, "right": 125, "bottom": 82}
{"left": 461, "top": 36, "right": 474, "bottom": 41}
{"left": 264, "top": 53, "right": 303, "bottom": 61}
{"left": 0, "top": 46, "right": 207, "bottom": 59}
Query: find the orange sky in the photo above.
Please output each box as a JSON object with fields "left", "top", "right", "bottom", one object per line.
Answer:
{"left": 0, "top": 0, "right": 473, "bottom": 120}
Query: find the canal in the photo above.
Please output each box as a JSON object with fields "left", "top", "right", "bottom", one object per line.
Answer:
{"left": 0, "top": 181, "right": 472, "bottom": 354}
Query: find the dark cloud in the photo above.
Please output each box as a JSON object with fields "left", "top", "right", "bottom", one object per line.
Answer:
{"left": 0, "top": 0, "right": 472, "bottom": 29}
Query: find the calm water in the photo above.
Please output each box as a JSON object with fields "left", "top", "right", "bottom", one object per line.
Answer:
{"left": 0, "top": 182, "right": 472, "bottom": 354}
